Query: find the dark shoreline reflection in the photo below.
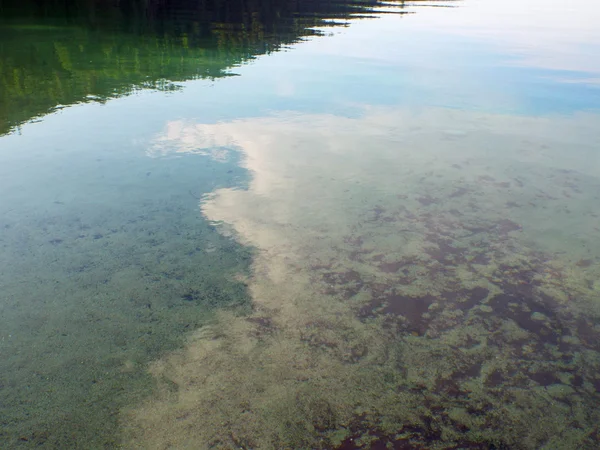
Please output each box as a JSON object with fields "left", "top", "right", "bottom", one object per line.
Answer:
{"left": 0, "top": 0, "right": 413, "bottom": 136}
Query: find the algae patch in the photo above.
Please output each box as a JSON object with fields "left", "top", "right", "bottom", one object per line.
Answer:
{"left": 121, "top": 107, "right": 600, "bottom": 449}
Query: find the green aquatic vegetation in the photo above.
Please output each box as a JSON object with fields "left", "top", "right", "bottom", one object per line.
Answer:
{"left": 0, "top": 154, "right": 254, "bottom": 448}
{"left": 0, "top": 2, "right": 423, "bottom": 448}
{"left": 121, "top": 109, "right": 600, "bottom": 449}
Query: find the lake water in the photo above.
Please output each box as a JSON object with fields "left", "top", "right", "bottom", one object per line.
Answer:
{"left": 1, "top": 0, "right": 600, "bottom": 448}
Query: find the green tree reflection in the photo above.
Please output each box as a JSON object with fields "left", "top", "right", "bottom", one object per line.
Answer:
{"left": 0, "top": 0, "right": 408, "bottom": 135}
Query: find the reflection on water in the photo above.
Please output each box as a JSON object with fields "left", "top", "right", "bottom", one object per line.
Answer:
{"left": 0, "top": 127, "right": 253, "bottom": 447}
{"left": 416, "top": 0, "right": 600, "bottom": 80}
{"left": 0, "top": 0, "right": 420, "bottom": 447}
{"left": 0, "top": 0, "right": 411, "bottom": 136}
{"left": 1, "top": 0, "right": 600, "bottom": 448}
{"left": 124, "top": 108, "right": 600, "bottom": 448}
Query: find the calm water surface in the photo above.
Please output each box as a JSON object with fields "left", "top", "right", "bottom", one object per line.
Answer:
{"left": 1, "top": 0, "right": 600, "bottom": 448}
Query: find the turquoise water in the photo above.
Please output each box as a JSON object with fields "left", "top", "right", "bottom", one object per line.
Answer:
{"left": 1, "top": 0, "right": 600, "bottom": 448}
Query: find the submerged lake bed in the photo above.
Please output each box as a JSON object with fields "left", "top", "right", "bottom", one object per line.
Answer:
{"left": 1, "top": 0, "right": 600, "bottom": 448}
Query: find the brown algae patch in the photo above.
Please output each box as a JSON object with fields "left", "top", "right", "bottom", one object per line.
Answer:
{"left": 121, "top": 108, "right": 600, "bottom": 449}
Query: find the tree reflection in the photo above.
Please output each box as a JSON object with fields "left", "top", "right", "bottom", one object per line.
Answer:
{"left": 0, "top": 0, "right": 409, "bottom": 135}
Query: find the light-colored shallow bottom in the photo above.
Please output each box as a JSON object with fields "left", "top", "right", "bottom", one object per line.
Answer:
{"left": 122, "top": 107, "right": 600, "bottom": 449}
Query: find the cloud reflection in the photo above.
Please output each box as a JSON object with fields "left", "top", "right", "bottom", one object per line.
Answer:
{"left": 129, "top": 105, "right": 600, "bottom": 448}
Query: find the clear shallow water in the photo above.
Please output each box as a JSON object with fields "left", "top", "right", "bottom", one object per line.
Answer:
{"left": 1, "top": 0, "right": 600, "bottom": 448}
